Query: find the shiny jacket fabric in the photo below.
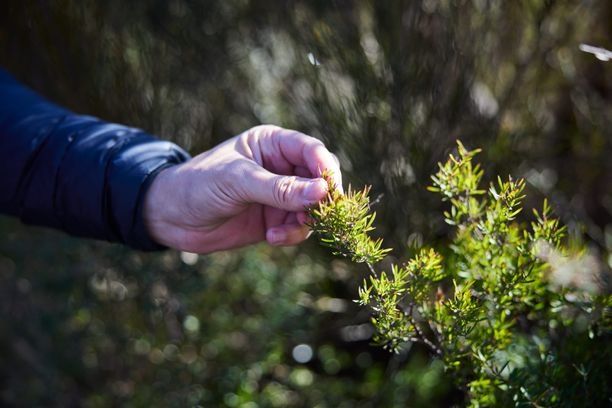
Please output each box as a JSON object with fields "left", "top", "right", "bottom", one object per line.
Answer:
{"left": 0, "top": 68, "right": 190, "bottom": 250}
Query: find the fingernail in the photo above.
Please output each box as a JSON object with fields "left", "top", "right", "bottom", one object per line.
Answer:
{"left": 267, "top": 228, "right": 286, "bottom": 245}
{"left": 297, "top": 211, "right": 311, "bottom": 225}
{"left": 302, "top": 179, "right": 327, "bottom": 203}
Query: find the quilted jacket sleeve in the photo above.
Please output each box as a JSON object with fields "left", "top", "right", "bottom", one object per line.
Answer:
{"left": 0, "top": 68, "right": 191, "bottom": 250}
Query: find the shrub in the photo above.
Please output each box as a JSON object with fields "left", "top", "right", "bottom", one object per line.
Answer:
{"left": 309, "top": 141, "right": 612, "bottom": 407}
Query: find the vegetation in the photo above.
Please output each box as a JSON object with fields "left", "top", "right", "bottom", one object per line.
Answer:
{"left": 1, "top": 0, "right": 611, "bottom": 406}
{"left": 307, "top": 170, "right": 390, "bottom": 265}
{"left": 310, "top": 141, "right": 611, "bottom": 406}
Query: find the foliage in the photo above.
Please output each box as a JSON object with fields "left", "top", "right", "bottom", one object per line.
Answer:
{"left": 308, "top": 171, "right": 390, "bottom": 264}
{"left": 313, "top": 141, "right": 612, "bottom": 406}
{"left": 1, "top": 220, "right": 448, "bottom": 407}
{"left": 1, "top": 0, "right": 611, "bottom": 406}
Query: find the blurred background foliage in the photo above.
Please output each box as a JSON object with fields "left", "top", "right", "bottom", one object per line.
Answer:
{"left": 0, "top": 0, "right": 610, "bottom": 406}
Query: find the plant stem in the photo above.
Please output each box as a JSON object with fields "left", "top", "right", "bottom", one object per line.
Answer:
{"left": 366, "top": 262, "right": 376, "bottom": 275}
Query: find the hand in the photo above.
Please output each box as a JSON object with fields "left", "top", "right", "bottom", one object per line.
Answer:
{"left": 143, "top": 125, "right": 343, "bottom": 253}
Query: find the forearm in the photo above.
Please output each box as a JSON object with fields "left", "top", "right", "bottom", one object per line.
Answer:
{"left": 0, "top": 68, "right": 190, "bottom": 250}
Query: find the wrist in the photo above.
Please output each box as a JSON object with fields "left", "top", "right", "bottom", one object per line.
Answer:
{"left": 143, "top": 164, "right": 182, "bottom": 248}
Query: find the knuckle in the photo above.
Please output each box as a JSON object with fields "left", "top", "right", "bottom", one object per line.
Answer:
{"left": 304, "top": 140, "right": 326, "bottom": 156}
{"left": 252, "top": 124, "right": 281, "bottom": 137}
{"left": 273, "top": 176, "right": 298, "bottom": 206}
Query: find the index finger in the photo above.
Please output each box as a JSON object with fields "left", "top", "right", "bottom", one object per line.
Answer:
{"left": 272, "top": 128, "right": 343, "bottom": 190}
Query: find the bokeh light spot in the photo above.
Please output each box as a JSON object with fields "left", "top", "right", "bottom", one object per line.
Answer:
{"left": 291, "top": 344, "right": 313, "bottom": 363}
{"left": 180, "top": 251, "right": 199, "bottom": 265}
{"left": 183, "top": 315, "right": 200, "bottom": 333}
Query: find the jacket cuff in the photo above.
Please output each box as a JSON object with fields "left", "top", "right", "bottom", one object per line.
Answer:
{"left": 129, "top": 162, "right": 179, "bottom": 251}
{"left": 106, "top": 135, "right": 190, "bottom": 251}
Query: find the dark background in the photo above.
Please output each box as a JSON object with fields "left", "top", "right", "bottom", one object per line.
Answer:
{"left": 0, "top": 1, "right": 610, "bottom": 406}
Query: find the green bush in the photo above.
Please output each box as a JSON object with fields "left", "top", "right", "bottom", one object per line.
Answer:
{"left": 2, "top": 1, "right": 611, "bottom": 406}
{"left": 312, "top": 141, "right": 611, "bottom": 406}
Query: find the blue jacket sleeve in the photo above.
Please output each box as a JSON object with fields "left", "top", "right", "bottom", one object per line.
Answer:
{"left": 0, "top": 68, "right": 191, "bottom": 250}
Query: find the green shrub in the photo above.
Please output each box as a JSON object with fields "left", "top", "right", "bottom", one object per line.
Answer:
{"left": 310, "top": 141, "right": 612, "bottom": 407}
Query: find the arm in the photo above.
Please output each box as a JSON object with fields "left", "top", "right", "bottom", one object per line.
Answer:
{"left": 0, "top": 68, "right": 190, "bottom": 250}
{"left": 0, "top": 69, "right": 343, "bottom": 253}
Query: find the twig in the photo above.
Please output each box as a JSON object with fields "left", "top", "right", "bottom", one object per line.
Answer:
{"left": 366, "top": 261, "right": 377, "bottom": 276}
{"left": 412, "top": 318, "right": 443, "bottom": 357}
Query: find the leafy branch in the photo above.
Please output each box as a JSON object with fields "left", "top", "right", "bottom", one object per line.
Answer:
{"left": 307, "top": 141, "right": 611, "bottom": 407}
{"left": 307, "top": 171, "right": 390, "bottom": 265}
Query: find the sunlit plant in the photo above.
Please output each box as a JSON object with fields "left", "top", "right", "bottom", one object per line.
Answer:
{"left": 307, "top": 170, "right": 390, "bottom": 265}
{"left": 308, "top": 141, "right": 612, "bottom": 407}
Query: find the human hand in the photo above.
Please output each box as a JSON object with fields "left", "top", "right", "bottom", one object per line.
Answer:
{"left": 143, "top": 125, "right": 342, "bottom": 253}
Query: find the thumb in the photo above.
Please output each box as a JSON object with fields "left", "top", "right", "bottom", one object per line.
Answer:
{"left": 243, "top": 166, "right": 328, "bottom": 211}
